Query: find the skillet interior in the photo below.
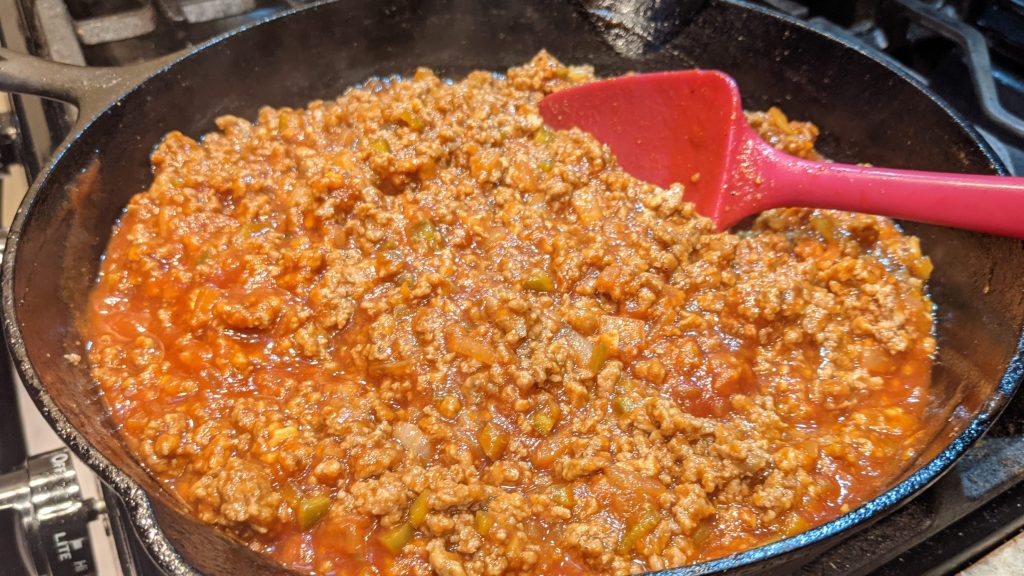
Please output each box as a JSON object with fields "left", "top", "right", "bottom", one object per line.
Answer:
{"left": 3, "top": 0, "right": 1023, "bottom": 574}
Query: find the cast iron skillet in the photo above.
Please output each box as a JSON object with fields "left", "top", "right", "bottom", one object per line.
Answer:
{"left": 1, "top": 0, "right": 1022, "bottom": 574}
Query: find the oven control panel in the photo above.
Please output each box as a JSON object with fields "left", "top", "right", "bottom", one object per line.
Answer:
{"left": 0, "top": 448, "right": 104, "bottom": 576}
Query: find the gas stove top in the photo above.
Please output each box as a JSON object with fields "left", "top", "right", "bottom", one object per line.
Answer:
{"left": 0, "top": 1, "right": 1022, "bottom": 575}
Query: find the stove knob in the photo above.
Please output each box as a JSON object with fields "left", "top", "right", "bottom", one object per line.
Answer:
{"left": 0, "top": 448, "right": 103, "bottom": 576}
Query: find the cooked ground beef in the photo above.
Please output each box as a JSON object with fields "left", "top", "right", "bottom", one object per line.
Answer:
{"left": 86, "top": 52, "right": 937, "bottom": 576}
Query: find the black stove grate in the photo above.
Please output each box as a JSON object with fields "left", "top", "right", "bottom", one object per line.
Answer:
{"left": 1, "top": 1, "right": 1022, "bottom": 575}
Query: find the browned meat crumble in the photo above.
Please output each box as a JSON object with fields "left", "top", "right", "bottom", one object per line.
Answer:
{"left": 86, "top": 52, "right": 937, "bottom": 576}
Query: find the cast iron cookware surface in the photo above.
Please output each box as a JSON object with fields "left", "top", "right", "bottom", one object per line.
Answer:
{"left": 1, "top": 0, "right": 1022, "bottom": 575}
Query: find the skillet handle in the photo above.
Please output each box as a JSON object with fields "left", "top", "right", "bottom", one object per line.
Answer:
{"left": 0, "top": 47, "right": 138, "bottom": 119}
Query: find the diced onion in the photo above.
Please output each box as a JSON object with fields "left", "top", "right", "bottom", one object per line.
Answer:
{"left": 446, "top": 328, "right": 498, "bottom": 364}
{"left": 604, "top": 465, "right": 666, "bottom": 499}
{"left": 561, "top": 327, "right": 593, "bottom": 364}
{"left": 394, "top": 422, "right": 431, "bottom": 460}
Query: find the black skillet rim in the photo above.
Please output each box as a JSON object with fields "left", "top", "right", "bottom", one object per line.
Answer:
{"left": 2, "top": 1, "right": 1022, "bottom": 574}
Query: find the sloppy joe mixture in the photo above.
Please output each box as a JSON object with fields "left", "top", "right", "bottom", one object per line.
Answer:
{"left": 86, "top": 52, "right": 937, "bottom": 575}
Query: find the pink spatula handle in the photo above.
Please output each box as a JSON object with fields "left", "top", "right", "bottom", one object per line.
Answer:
{"left": 757, "top": 145, "right": 1024, "bottom": 239}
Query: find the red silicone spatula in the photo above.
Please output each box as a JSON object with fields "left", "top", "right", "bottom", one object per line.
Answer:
{"left": 539, "top": 71, "right": 1024, "bottom": 238}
